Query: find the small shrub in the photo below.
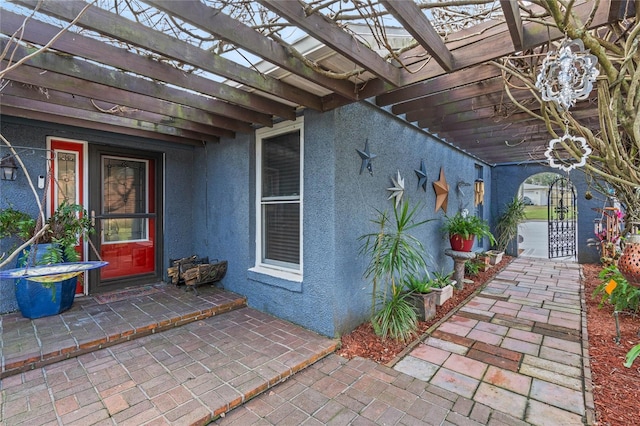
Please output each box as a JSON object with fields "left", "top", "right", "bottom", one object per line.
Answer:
{"left": 371, "top": 288, "right": 418, "bottom": 342}
{"left": 593, "top": 265, "right": 640, "bottom": 313}
{"left": 432, "top": 270, "right": 454, "bottom": 287}
{"left": 404, "top": 274, "right": 433, "bottom": 293}
{"left": 465, "top": 259, "right": 482, "bottom": 276}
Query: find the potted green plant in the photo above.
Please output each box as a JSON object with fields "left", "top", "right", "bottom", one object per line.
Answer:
{"left": 0, "top": 207, "right": 36, "bottom": 243}
{"left": 0, "top": 201, "right": 95, "bottom": 318}
{"left": 429, "top": 270, "right": 455, "bottom": 305}
{"left": 403, "top": 274, "right": 437, "bottom": 321}
{"left": 475, "top": 251, "right": 492, "bottom": 271}
{"left": 492, "top": 196, "right": 527, "bottom": 261}
{"left": 359, "top": 200, "right": 431, "bottom": 341}
{"left": 442, "top": 210, "right": 495, "bottom": 252}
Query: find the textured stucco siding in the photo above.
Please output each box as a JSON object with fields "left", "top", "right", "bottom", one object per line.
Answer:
{"left": 199, "top": 102, "right": 493, "bottom": 337}
{"left": 1, "top": 105, "right": 497, "bottom": 337}
{"left": 0, "top": 116, "right": 195, "bottom": 313}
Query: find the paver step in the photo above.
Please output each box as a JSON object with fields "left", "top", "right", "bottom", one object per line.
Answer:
{"left": 1, "top": 306, "right": 339, "bottom": 425}
{"left": 1, "top": 284, "right": 247, "bottom": 378}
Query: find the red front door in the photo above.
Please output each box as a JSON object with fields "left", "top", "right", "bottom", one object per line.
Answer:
{"left": 89, "top": 146, "right": 162, "bottom": 293}
{"left": 99, "top": 155, "right": 155, "bottom": 279}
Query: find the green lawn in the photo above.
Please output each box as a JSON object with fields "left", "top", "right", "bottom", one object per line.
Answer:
{"left": 524, "top": 205, "right": 548, "bottom": 220}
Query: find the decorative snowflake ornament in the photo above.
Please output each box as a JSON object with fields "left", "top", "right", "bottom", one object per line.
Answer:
{"left": 545, "top": 132, "right": 592, "bottom": 172}
{"left": 536, "top": 38, "right": 599, "bottom": 111}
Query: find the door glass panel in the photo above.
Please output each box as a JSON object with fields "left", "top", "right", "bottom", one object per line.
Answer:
{"left": 55, "top": 151, "right": 77, "bottom": 207}
{"left": 102, "top": 157, "right": 148, "bottom": 243}
{"left": 100, "top": 156, "right": 154, "bottom": 280}
{"left": 50, "top": 141, "right": 85, "bottom": 295}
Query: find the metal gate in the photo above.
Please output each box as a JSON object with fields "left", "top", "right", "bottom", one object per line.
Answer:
{"left": 548, "top": 177, "right": 577, "bottom": 258}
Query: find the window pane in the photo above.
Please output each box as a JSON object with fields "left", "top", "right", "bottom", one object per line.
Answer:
{"left": 102, "top": 157, "right": 148, "bottom": 243}
{"left": 263, "top": 203, "right": 299, "bottom": 265}
{"left": 56, "top": 152, "right": 77, "bottom": 206}
{"left": 103, "top": 218, "right": 147, "bottom": 242}
{"left": 103, "top": 158, "right": 147, "bottom": 215}
{"left": 262, "top": 131, "right": 300, "bottom": 198}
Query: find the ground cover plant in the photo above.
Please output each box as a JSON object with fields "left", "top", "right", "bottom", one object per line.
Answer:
{"left": 337, "top": 255, "right": 512, "bottom": 364}
{"left": 584, "top": 264, "right": 640, "bottom": 426}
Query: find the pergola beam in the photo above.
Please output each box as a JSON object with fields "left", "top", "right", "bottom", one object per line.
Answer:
{"left": 12, "top": 0, "right": 322, "bottom": 111}
{"left": 2, "top": 95, "right": 217, "bottom": 142}
{"left": 500, "top": 0, "right": 524, "bottom": 51}
{"left": 256, "top": 0, "right": 403, "bottom": 87}
{"left": 2, "top": 106, "right": 208, "bottom": 146}
{"left": 3, "top": 63, "right": 241, "bottom": 136}
{"left": 145, "top": 0, "right": 358, "bottom": 101}
{"left": 392, "top": 77, "right": 506, "bottom": 115}
{"left": 377, "top": 64, "right": 501, "bottom": 107}
{"left": 405, "top": 93, "right": 534, "bottom": 124}
{"left": 419, "top": 111, "right": 538, "bottom": 131}
{"left": 380, "top": 0, "right": 454, "bottom": 72}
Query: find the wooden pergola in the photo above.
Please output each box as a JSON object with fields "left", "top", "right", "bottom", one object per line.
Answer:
{"left": 0, "top": 0, "right": 630, "bottom": 164}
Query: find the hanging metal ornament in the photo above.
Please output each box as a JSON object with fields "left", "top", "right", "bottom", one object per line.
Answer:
{"left": 535, "top": 38, "right": 599, "bottom": 111}
{"left": 544, "top": 130, "right": 592, "bottom": 172}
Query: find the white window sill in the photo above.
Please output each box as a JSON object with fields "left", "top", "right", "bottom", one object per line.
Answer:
{"left": 247, "top": 266, "right": 303, "bottom": 292}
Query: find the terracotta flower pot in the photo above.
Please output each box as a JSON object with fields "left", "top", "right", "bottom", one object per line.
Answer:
{"left": 618, "top": 234, "right": 640, "bottom": 287}
{"left": 449, "top": 234, "right": 475, "bottom": 252}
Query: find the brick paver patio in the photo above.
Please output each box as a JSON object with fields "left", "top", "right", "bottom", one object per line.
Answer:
{"left": 0, "top": 257, "right": 594, "bottom": 425}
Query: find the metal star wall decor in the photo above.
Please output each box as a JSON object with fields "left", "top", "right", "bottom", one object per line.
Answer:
{"left": 387, "top": 170, "right": 405, "bottom": 208}
{"left": 414, "top": 159, "right": 428, "bottom": 191}
{"left": 545, "top": 131, "right": 592, "bottom": 172}
{"left": 356, "top": 139, "right": 376, "bottom": 176}
{"left": 432, "top": 167, "right": 449, "bottom": 213}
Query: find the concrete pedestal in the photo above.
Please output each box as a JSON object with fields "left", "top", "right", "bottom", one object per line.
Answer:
{"left": 444, "top": 249, "right": 477, "bottom": 289}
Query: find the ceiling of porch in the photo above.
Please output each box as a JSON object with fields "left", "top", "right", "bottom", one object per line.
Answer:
{"left": 0, "top": 1, "right": 630, "bottom": 165}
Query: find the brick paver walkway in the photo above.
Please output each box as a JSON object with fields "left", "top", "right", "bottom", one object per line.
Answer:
{"left": 215, "top": 353, "right": 534, "bottom": 425}
{"left": 1, "top": 258, "right": 593, "bottom": 425}
{"left": 1, "top": 284, "right": 246, "bottom": 378}
{"left": 1, "top": 307, "right": 338, "bottom": 425}
{"left": 393, "top": 257, "right": 592, "bottom": 425}
{"left": 216, "top": 257, "right": 593, "bottom": 425}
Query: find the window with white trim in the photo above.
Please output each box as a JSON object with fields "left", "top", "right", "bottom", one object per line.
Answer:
{"left": 255, "top": 119, "right": 303, "bottom": 278}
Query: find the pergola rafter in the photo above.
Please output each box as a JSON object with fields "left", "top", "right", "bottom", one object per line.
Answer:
{"left": 0, "top": 0, "right": 629, "bottom": 164}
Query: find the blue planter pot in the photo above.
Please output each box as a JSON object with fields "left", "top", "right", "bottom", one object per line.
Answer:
{"left": 15, "top": 244, "right": 77, "bottom": 319}
{"left": 15, "top": 276, "right": 77, "bottom": 319}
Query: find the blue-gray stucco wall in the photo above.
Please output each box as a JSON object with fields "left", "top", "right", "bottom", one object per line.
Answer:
{"left": 1, "top": 104, "right": 494, "bottom": 337}
{"left": 491, "top": 163, "right": 602, "bottom": 264}
{"left": 0, "top": 116, "right": 195, "bottom": 313}
{"left": 195, "top": 101, "right": 493, "bottom": 337}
